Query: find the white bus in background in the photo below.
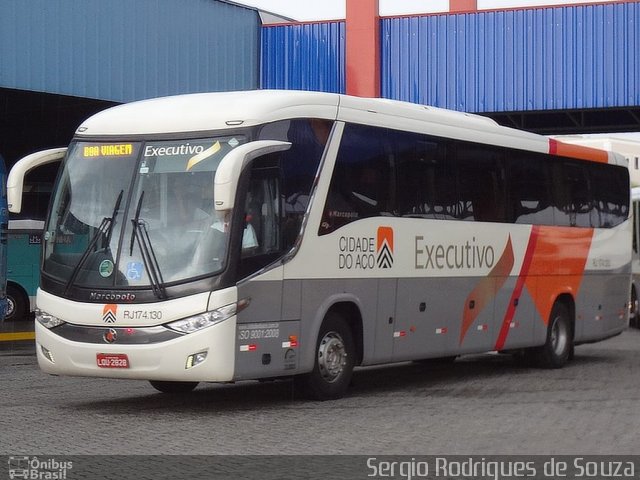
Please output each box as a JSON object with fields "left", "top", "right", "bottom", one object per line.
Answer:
{"left": 7, "top": 91, "right": 631, "bottom": 400}
{"left": 631, "top": 187, "right": 640, "bottom": 328}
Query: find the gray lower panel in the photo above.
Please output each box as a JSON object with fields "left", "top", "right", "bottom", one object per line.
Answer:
{"left": 231, "top": 271, "right": 629, "bottom": 380}
{"left": 233, "top": 320, "right": 301, "bottom": 381}
{"left": 575, "top": 273, "right": 629, "bottom": 342}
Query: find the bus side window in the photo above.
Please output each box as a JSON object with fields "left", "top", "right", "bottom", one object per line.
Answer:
{"left": 589, "top": 164, "right": 629, "bottom": 228}
{"left": 259, "top": 118, "right": 331, "bottom": 248}
{"left": 393, "top": 132, "right": 454, "bottom": 219}
{"left": 455, "top": 144, "right": 506, "bottom": 223}
{"left": 320, "top": 124, "right": 391, "bottom": 235}
{"left": 508, "top": 152, "right": 554, "bottom": 225}
{"left": 552, "top": 162, "right": 593, "bottom": 227}
{"left": 238, "top": 158, "right": 283, "bottom": 279}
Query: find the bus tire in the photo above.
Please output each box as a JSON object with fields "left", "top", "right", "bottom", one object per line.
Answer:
{"left": 6, "top": 284, "right": 28, "bottom": 321}
{"left": 295, "top": 312, "right": 355, "bottom": 401}
{"left": 534, "top": 302, "right": 573, "bottom": 369}
{"left": 149, "top": 380, "right": 199, "bottom": 393}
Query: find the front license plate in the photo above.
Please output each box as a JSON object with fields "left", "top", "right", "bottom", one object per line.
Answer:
{"left": 96, "top": 353, "right": 130, "bottom": 369}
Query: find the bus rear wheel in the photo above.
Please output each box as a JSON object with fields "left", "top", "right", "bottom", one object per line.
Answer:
{"left": 295, "top": 312, "right": 355, "bottom": 401}
{"left": 534, "top": 302, "right": 573, "bottom": 369}
{"left": 149, "top": 380, "right": 199, "bottom": 393}
{"left": 6, "top": 284, "right": 28, "bottom": 321}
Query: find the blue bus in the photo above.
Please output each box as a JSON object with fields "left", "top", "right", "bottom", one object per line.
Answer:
{"left": 0, "top": 155, "right": 8, "bottom": 322}
{"left": 5, "top": 160, "right": 58, "bottom": 320}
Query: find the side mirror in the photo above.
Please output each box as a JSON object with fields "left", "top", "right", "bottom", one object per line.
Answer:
{"left": 214, "top": 140, "right": 291, "bottom": 211}
{"left": 7, "top": 148, "right": 67, "bottom": 213}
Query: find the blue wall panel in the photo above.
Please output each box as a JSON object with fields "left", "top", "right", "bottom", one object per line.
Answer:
{"left": 0, "top": 0, "right": 260, "bottom": 102}
{"left": 261, "top": 22, "right": 345, "bottom": 93}
{"left": 382, "top": 2, "right": 640, "bottom": 113}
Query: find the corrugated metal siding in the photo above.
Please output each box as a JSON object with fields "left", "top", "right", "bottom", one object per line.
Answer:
{"left": 382, "top": 2, "right": 640, "bottom": 112}
{"left": 261, "top": 22, "right": 345, "bottom": 93}
{"left": 0, "top": 0, "right": 260, "bottom": 102}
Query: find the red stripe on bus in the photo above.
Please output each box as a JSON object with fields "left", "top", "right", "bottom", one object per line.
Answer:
{"left": 494, "top": 226, "right": 540, "bottom": 351}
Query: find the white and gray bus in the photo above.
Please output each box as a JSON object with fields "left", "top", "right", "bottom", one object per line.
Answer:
{"left": 8, "top": 90, "right": 631, "bottom": 399}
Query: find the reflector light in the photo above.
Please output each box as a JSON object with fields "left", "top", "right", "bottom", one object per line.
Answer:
{"left": 185, "top": 351, "right": 208, "bottom": 369}
{"left": 41, "top": 346, "right": 55, "bottom": 363}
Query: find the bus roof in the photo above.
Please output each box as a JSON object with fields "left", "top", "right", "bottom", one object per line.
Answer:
{"left": 75, "top": 89, "right": 622, "bottom": 165}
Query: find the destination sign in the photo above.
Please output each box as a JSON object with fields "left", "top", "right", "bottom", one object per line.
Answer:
{"left": 83, "top": 144, "right": 134, "bottom": 157}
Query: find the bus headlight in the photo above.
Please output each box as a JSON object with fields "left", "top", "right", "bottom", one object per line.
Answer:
{"left": 36, "top": 309, "right": 65, "bottom": 329}
{"left": 166, "top": 303, "right": 237, "bottom": 334}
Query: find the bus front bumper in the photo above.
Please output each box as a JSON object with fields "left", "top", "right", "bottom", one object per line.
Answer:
{"left": 35, "top": 318, "right": 237, "bottom": 382}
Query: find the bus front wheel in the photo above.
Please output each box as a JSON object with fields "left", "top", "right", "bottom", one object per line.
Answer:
{"left": 6, "top": 284, "right": 28, "bottom": 321}
{"left": 149, "top": 380, "right": 199, "bottom": 394}
{"left": 295, "top": 312, "right": 355, "bottom": 401}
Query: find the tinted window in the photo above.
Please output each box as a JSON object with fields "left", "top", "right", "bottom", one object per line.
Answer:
{"left": 552, "top": 162, "right": 594, "bottom": 227}
{"left": 318, "top": 122, "right": 628, "bottom": 234}
{"left": 455, "top": 144, "right": 506, "bottom": 223}
{"left": 320, "top": 124, "right": 391, "bottom": 234}
{"left": 394, "top": 132, "right": 460, "bottom": 219}
{"left": 508, "top": 152, "right": 554, "bottom": 225}
{"left": 589, "top": 164, "right": 629, "bottom": 228}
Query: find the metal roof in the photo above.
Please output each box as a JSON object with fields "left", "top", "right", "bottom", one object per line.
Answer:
{"left": 0, "top": 0, "right": 261, "bottom": 102}
{"left": 261, "top": 22, "right": 345, "bottom": 94}
{"left": 382, "top": 2, "right": 640, "bottom": 112}
{"left": 260, "top": 2, "right": 640, "bottom": 115}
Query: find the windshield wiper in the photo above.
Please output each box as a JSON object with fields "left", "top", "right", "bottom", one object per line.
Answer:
{"left": 129, "top": 191, "right": 145, "bottom": 256}
{"left": 63, "top": 190, "right": 124, "bottom": 295}
{"left": 129, "top": 192, "right": 167, "bottom": 299}
{"left": 103, "top": 190, "right": 124, "bottom": 248}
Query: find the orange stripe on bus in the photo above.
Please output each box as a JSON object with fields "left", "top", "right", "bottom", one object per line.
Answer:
{"left": 549, "top": 139, "right": 609, "bottom": 164}
{"left": 523, "top": 226, "right": 593, "bottom": 325}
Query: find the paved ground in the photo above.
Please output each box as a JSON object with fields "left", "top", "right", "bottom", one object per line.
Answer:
{"left": 1, "top": 327, "right": 639, "bottom": 458}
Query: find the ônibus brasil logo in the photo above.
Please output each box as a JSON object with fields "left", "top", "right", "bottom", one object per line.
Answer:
{"left": 102, "top": 304, "right": 117, "bottom": 323}
{"left": 338, "top": 226, "right": 394, "bottom": 270}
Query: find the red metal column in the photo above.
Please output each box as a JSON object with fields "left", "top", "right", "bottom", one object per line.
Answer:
{"left": 449, "top": 0, "right": 477, "bottom": 12}
{"left": 346, "top": 0, "right": 380, "bottom": 97}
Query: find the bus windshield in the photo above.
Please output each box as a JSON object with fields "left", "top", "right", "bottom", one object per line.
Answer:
{"left": 43, "top": 136, "right": 246, "bottom": 290}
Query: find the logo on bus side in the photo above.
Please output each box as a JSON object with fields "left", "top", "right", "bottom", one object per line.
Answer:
{"left": 338, "top": 226, "right": 394, "bottom": 270}
{"left": 102, "top": 304, "right": 117, "bottom": 323}
{"left": 377, "top": 226, "right": 394, "bottom": 268}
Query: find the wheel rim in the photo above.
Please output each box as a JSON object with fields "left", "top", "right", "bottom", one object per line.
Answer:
{"left": 5, "top": 297, "right": 15, "bottom": 318}
{"left": 631, "top": 289, "right": 638, "bottom": 318}
{"left": 550, "top": 315, "right": 568, "bottom": 357}
{"left": 317, "top": 331, "right": 348, "bottom": 383}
